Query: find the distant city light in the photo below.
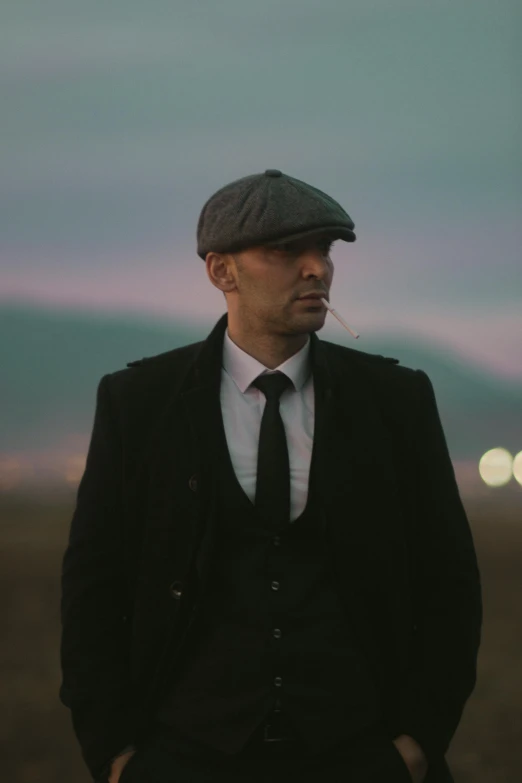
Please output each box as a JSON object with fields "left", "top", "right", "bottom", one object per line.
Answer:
{"left": 65, "top": 455, "right": 87, "bottom": 486}
{"left": 478, "top": 448, "right": 513, "bottom": 487}
{"left": 513, "top": 451, "right": 522, "bottom": 487}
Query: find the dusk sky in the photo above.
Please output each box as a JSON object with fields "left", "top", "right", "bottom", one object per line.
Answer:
{"left": 2, "top": 0, "right": 521, "bottom": 378}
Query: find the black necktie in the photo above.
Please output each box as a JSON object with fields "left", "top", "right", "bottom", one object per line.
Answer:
{"left": 251, "top": 371, "right": 294, "bottom": 531}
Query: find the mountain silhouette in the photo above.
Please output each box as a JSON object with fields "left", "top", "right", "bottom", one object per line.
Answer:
{"left": 1, "top": 303, "right": 521, "bottom": 461}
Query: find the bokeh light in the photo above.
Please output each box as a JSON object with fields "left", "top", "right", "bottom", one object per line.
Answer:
{"left": 513, "top": 451, "right": 522, "bottom": 487}
{"left": 478, "top": 448, "right": 513, "bottom": 487}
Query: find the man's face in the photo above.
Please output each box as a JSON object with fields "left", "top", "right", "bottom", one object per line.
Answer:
{"left": 230, "top": 234, "right": 335, "bottom": 335}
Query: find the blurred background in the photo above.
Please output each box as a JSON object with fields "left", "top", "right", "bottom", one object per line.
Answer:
{"left": 1, "top": 1, "right": 521, "bottom": 780}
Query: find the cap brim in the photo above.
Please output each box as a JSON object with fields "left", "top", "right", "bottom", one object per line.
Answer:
{"left": 263, "top": 225, "right": 356, "bottom": 246}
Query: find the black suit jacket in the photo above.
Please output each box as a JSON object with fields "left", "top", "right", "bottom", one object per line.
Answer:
{"left": 59, "top": 312, "right": 482, "bottom": 780}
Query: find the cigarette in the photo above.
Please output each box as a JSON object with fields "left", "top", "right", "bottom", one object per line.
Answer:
{"left": 321, "top": 298, "right": 360, "bottom": 339}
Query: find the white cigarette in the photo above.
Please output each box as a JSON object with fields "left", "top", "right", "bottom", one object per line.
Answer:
{"left": 321, "top": 298, "right": 360, "bottom": 339}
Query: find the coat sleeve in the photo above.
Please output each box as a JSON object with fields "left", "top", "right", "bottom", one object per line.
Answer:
{"left": 394, "top": 369, "right": 483, "bottom": 764}
{"left": 59, "top": 374, "right": 149, "bottom": 781}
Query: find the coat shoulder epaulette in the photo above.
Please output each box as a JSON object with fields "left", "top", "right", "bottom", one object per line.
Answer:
{"left": 330, "top": 340, "right": 401, "bottom": 367}
{"left": 364, "top": 352, "right": 400, "bottom": 365}
{"left": 126, "top": 357, "right": 149, "bottom": 368}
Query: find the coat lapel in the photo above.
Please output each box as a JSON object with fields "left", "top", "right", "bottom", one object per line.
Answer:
{"left": 313, "top": 336, "right": 404, "bottom": 580}
{"left": 318, "top": 342, "right": 410, "bottom": 670}
{"left": 142, "top": 314, "right": 228, "bottom": 595}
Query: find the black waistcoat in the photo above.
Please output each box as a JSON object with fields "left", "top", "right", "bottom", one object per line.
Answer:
{"left": 153, "top": 382, "right": 384, "bottom": 755}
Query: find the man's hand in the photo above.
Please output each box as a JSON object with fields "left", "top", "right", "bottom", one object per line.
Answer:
{"left": 108, "top": 749, "right": 136, "bottom": 783}
{"left": 392, "top": 734, "right": 429, "bottom": 783}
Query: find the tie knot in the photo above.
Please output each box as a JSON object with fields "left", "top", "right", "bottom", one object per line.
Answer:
{"left": 252, "top": 371, "right": 293, "bottom": 402}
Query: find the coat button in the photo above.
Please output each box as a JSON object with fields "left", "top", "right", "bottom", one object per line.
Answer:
{"left": 188, "top": 475, "right": 198, "bottom": 492}
{"left": 271, "top": 580, "right": 280, "bottom": 591}
{"left": 169, "top": 581, "right": 183, "bottom": 599}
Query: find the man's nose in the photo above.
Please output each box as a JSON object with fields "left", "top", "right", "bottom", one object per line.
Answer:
{"left": 302, "top": 249, "right": 331, "bottom": 277}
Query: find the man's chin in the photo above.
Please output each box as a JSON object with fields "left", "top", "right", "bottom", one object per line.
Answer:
{"left": 290, "top": 310, "right": 327, "bottom": 332}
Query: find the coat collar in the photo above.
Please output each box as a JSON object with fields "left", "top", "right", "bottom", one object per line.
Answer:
{"left": 182, "top": 311, "right": 334, "bottom": 403}
{"left": 222, "top": 327, "right": 312, "bottom": 394}
{"left": 178, "top": 311, "right": 337, "bottom": 498}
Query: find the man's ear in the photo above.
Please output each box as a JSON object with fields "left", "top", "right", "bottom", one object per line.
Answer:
{"left": 206, "top": 252, "right": 237, "bottom": 296}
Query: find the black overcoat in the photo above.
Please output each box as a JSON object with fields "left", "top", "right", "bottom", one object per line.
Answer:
{"left": 59, "top": 312, "right": 482, "bottom": 780}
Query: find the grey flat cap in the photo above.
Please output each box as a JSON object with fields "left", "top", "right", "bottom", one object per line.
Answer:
{"left": 196, "top": 169, "right": 356, "bottom": 260}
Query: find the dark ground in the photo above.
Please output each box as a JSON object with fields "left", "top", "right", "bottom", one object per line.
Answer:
{"left": 1, "top": 490, "right": 521, "bottom": 782}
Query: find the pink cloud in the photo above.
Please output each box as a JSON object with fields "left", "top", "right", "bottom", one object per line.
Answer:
{"left": 2, "top": 244, "right": 521, "bottom": 380}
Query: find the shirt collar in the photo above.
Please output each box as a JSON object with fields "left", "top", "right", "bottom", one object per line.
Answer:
{"left": 223, "top": 328, "right": 311, "bottom": 393}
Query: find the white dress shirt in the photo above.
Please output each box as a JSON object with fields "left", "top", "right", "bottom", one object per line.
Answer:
{"left": 220, "top": 328, "right": 315, "bottom": 522}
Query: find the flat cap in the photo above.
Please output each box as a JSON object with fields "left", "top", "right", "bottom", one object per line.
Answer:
{"left": 196, "top": 169, "right": 356, "bottom": 260}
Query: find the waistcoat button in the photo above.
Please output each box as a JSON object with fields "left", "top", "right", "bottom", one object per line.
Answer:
{"left": 274, "top": 676, "right": 283, "bottom": 687}
{"left": 188, "top": 475, "right": 198, "bottom": 491}
{"left": 271, "top": 580, "right": 280, "bottom": 591}
{"left": 272, "top": 536, "right": 281, "bottom": 546}
{"left": 272, "top": 628, "right": 282, "bottom": 638}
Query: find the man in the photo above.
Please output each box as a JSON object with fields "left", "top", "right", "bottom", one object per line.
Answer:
{"left": 59, "top": 169, "right": 482, "bottom": 783}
